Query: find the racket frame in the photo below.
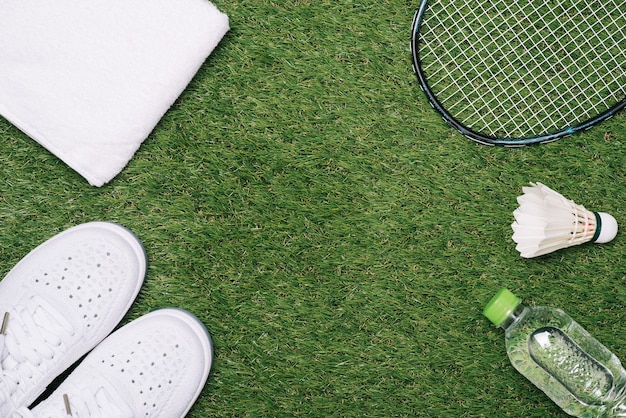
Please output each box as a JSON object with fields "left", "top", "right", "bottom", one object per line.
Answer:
{"left": 410, "top": 1, "right": 626, "bottom": 146}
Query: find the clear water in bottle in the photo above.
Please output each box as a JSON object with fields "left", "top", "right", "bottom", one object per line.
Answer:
{"left": 484, "top": 289, "right": 626, "bottom": 417}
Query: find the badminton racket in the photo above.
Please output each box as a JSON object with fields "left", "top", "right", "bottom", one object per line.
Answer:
{"left": 411, "top": 0, "right": 626, "bottom": 146}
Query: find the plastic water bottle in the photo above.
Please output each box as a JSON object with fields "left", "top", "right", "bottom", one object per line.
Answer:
{"left": 483, "top": 288, "right": 626, "bottom": 417}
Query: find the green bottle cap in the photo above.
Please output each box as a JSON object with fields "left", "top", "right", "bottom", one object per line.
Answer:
{"left": 483, "top": 288, "right": 521, "bottom": 327}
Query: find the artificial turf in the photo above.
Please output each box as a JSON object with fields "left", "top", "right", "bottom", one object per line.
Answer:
{"left": 0, "top": 1, "right": 625, "bottom": 416}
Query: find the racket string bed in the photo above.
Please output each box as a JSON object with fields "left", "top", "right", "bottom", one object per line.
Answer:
{"left": 421, "top": 2, "right": 557, "bottom": 135}
{"left": 427, "top": 2, "right": 612, "bottom": 132}
{"left": 412, "top": 0, "right": 626, "bottom": 144}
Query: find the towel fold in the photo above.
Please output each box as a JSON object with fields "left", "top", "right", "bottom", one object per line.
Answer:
{"left": 0, "top": 0, "right": 229, "bottom": 186}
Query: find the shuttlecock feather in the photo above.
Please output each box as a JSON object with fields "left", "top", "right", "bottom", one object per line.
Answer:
{"left": 512, "top": 182, "right": 618, "bottom": 258}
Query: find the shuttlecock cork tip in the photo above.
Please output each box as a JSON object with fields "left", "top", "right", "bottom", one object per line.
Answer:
{"left": 595, "top": 212, "right": 618, "bottom": 244}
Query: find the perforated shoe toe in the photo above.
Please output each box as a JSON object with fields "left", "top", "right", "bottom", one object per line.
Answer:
{"left": 27, "top": 308, "right": 214, "bottom": 418}
{"left": 0, "top": 222, "right": 146, "bottom": 416}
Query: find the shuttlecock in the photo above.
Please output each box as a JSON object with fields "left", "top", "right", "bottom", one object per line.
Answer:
{"left": 511, "top": 182, "right": 618, "bottom": 258}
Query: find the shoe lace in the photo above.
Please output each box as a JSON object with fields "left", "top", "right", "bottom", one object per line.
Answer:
{"left": 61, "top": 380, "right": 134, "bottom": 418}
{"left": 11, "top": 382, "right": 135, "bottom": 418}
{"left": 0, "top": 297, "right": 75, "bottom": 416}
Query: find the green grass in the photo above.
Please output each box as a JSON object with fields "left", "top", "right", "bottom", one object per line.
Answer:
{"left": 1, "top": 1, "right": 625, "bottom": 416}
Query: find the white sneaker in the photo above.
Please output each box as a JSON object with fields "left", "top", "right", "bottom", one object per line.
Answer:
{"left": 0, "top": 222, "right": 146, "bottom": 416}
{"left": 20, "top": 308, "right": 213, "bottom": 418}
